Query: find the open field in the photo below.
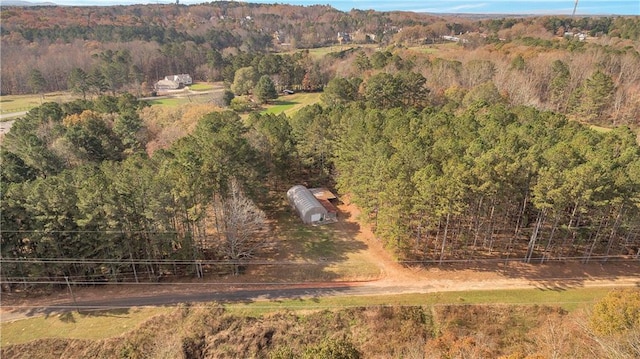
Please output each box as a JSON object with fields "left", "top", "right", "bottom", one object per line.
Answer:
{"left": 0, "top": 92, "right": 79, "bottom": 115}
{"left": 279, "top": 44, "right": 373, "bottom": 58}
{"left": 145, "top": 92, "right": 215, "bottom": 107}
{"left": 261, "top": 92, "right": 321, "bottom": 115}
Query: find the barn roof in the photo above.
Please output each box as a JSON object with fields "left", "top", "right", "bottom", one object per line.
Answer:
{"left": 309, "top": 187, "right": 337, "bottom": 201}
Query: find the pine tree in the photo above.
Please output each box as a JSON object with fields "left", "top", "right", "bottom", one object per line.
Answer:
{"left": 577, "top": 70, "right": 615, "bottom": 123}
{"left": 253, "top": 75, "right": 278, "bottom": 104}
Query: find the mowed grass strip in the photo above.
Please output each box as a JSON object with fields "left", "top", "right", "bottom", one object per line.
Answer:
{"left": 1, "top": 307, "right": 171, "bottom": 346}
{"left": 225, "top": 286, "right": 616, "bottom": 316}
{"left": 1, "top": 286, "right": 616, "bottom": 346}
{"left": 188, "top": 82, "right": 216, "bottom": 91}
{"left": 146, "top": 93, "right": 212, "bottom": 107}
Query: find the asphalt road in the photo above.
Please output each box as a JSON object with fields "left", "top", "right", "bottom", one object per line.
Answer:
{"left": 0, "top": 118, "right": 18, "bottom": 135}
{"left": 3, "top": 273, "right": 640, "bottom": 323}
{"left": 1, "top": 282, "right": 367, "bottom": 322}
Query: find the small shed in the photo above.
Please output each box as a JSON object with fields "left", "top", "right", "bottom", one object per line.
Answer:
{"left": 287, "top": 185, "right": 328, "bottom": 224}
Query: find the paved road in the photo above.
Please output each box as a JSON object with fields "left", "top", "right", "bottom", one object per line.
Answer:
{"left": 2, "top": 274, "right": 639, "bottom": 323}
{"left": 0, "top": 111, "right": 27, "bottom": 121}
{"left": 0, "top": 282, "right": 362, "bottom": 322}
{"left": 0, "top": 118, "right": 19, "bottom": 135}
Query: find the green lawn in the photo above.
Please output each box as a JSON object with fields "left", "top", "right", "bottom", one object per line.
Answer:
{"left": 1, "top": 287, "right": 617, "bottom": 346}
{"left": 0, "top": 92, "right": 79, "bottom": 114}
{"left": 590, "top": 124, "right": 612, "bottom": 133}
{"left": 261, "top": 92, "right": 321, "bottom": 115}
{"left": 1, "top": 307, "right": 171, "bottom": 346}
{"left": 188, "top": 82, "right": 217, "bottom": 91}
{"left": 146, "top": 93, "right": 213, "bottom": 107}
{"left": 146, "top": 97, "right": 188, "bottom": 107}
{"left": 262, "top": 100, "right": 297, "bottom": 114}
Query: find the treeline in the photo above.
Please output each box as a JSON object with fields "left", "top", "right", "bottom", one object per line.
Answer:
{"left": 332, "top": 103, "right": 640, "bottom": 263}
{"left": 0, "top": 96, "right": 283, "bottom": 289}
{"left": 3, "top": 40, "right": 327, "bottom": 99}
{"left": 4, "top": 29, "right": 640, "bottom": 130}
{"left": 341, "top": 45, "right": 640, "bottom": 126}
{"left": 280, "top": 76, "right": 640, "bottom": 263}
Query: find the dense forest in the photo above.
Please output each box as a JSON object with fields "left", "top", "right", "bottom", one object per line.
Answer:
{"left": 2, "top": 3, "right": 640, "bottom": 288}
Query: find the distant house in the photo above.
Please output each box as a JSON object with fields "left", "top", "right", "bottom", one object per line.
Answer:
{"left": 564, "top": 32, "right": 587, "bottom": 41}
{"left": 337, "top": 32, "right": 351, "bottom": 45}
{"left": 442, "top": 35, "right": 468, "bottom": 44}
{"left": 154, "top": 74, "right": 192, "bottom": 91}
{"left": 165, "top": 74, "right": 192, "bottom": 86}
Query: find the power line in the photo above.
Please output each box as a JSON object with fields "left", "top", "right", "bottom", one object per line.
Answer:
{"left": 1, "top": 255, "right": 637, "bottom": 265}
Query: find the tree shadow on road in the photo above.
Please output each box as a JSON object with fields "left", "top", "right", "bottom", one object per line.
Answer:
{"left": 416, "top": 259, "right": 640, "bottom": 291}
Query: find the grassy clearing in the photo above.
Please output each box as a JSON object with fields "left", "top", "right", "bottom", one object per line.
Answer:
{"left": 266, "top": 203, "right": 382, "bottom": 281}
{"left": 146, "top": 97, "right": 187, "bottom": 107}
{"left": 0, "top": 92, "right": 79, "bottom": 114}
{"left": 188, "top": 82, "right": 216, "bottom": 91}
{"left": 263, "top": 92, "right": 321, "bottom": 115}
{"left": 590, "top": 124, "right": 612, "bottom": 132}
{"left": 261, "top": 100, "right": 297, "bottom": 115}
{"left": 407, "top": 46, "right": 440, "bottom": 54}
{"left": 278, "top": 44, "right": 379, "bottom": 59}
{"left": 146, "top": 93, "right": 212, "bottom": 107}
{"left": 1, "top": 307, "right": 172, "bottom": 346}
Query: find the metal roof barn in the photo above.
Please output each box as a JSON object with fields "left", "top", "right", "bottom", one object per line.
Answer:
{"left": 287, "top": 185, "right": 328, "bottom": 224}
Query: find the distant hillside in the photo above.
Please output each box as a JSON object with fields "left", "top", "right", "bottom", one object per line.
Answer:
{"left": 1, "top": 0, "right": 57, "bottom": 6}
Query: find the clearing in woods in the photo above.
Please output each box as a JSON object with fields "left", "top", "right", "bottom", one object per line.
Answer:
{"left": 2, "top": 196, "right": 639, "bottom": 313}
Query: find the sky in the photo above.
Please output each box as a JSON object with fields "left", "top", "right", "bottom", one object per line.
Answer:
{"left": 45, "top": 0, "right": 640, "bottom": 15}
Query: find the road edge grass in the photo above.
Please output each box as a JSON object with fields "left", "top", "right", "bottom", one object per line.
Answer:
{"left": 0, "top": 286, "right": 618, "bottom": 346}
{"left": 223, "top": 286, "right": 616, "bottom": 315}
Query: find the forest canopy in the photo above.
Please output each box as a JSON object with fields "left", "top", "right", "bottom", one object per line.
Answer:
{"left": 1, "top": 3, "right": 640, "bottom": 289}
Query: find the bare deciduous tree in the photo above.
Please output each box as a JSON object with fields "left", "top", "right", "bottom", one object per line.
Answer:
{"left": 221, "top": 178, "right": 269, "bottom": 275}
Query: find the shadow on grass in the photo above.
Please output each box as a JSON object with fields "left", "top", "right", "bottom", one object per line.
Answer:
{"left": 81, "top": 308, "right": 131, "bottom": 318}
{"left": 58, "top": 311, "right": 76, "bottom": 323}
{"left": 272, "top": 100, "right": 297, "bottom": 106}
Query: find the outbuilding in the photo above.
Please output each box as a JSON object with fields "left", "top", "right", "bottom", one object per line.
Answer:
{"left": 287, "top": 185, "right": 329, "bottom": 224}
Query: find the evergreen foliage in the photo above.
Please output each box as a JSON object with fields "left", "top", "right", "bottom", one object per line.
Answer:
{"left": 254, "top": 75, "right": 278, "bottom": 104}
{"left": 0, "top": 97, "right": 268, "bottom": 288}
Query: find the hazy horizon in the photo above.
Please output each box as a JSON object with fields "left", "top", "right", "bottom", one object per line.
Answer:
{"left": 15, "top": 0, "right": 640, "bottom": 15}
